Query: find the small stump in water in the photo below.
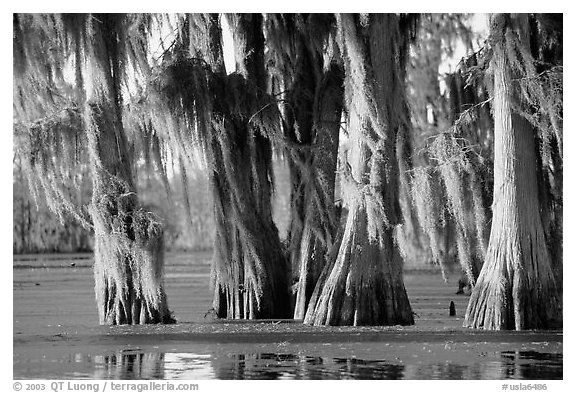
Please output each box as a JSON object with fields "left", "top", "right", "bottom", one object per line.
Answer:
{"left": 449, "top": 301, "right": 456, "bottom": 316}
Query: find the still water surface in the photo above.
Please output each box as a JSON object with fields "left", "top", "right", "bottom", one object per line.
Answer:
{"left": 13, "top": 253, "right": 563, "bottom": 380}
{"left": 16, "top": 342, "right": 563, "bottom": 380}
{"left": 92, "top": 350, "right": 562, "bottom": 380}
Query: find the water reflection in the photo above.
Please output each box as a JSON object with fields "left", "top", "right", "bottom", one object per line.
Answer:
{"left": 87, "top": 351, "right": 215, "bottom": 379}
{"left": 499, "top": 351, "right": 563, "bottom": 380}
{"left": 209, "top": 353, "right": 404, "bottom": 379}
{"left": 77, "top": 349, "right": 561, "bottom": 380}
{"left": 93, "top": 350, "right": 165, "bottom": 379}
{"left": 163, "top": 353, "right": 214, "bottom": 379}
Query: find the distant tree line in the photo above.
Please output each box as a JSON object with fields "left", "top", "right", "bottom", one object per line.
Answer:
{"left": 13, "top": 150, "right": 291, "bottom": 253}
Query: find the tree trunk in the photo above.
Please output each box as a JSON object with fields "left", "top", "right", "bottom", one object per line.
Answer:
{"left": 292, "top": 63, "right": 344, "bottom": 319}
{"left": 304, "top": 197, "right": 414, "bottom": 326}
{"left": 278, "top": 21, "right": 344, "bottom": 319}
{"left": 210, "top": 121, "right": 290, "bottom": 318}
{"left": 208, "top": 14, "right": 291, "bottom": 319}
{"left": 88, "top": 15, "right": 173, "bottom": 325}
{"left": 464, "top": 14, "right": 560, "bottom": 330}
{"left": 304, "top": 14, "right": 414, "bottom": 326}
{"left": 90, "top": 111, "right": 173, "bottom": 325}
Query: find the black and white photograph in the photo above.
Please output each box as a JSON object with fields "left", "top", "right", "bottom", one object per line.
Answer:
{"left": 8, "top": 3, "right": 569, "bottom": 388}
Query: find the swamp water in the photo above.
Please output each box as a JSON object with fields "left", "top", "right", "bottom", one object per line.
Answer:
{"left": 13, "top": 253, "right": 562, "bottom": 380}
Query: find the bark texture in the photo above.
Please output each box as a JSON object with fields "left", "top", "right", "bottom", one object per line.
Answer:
{"left": 464, "top": 14, "right": 560, "bottom": 330}
{"left": 291, "top": 64, "right": 344, "bottom": 319}
{"left": 277, "top": 28, "right": 345, "bottom": 318}
{"left": 304, "top": 14, "right": 414, "bottom": 326}
{"left": 88, "top": 15, "right": 173, "bottom": 325}
{"left": 209, "top": 103, "right": 290, "bottom": 319}
{"left": 209, "top": 14, "right": 291, "bottom": 319}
